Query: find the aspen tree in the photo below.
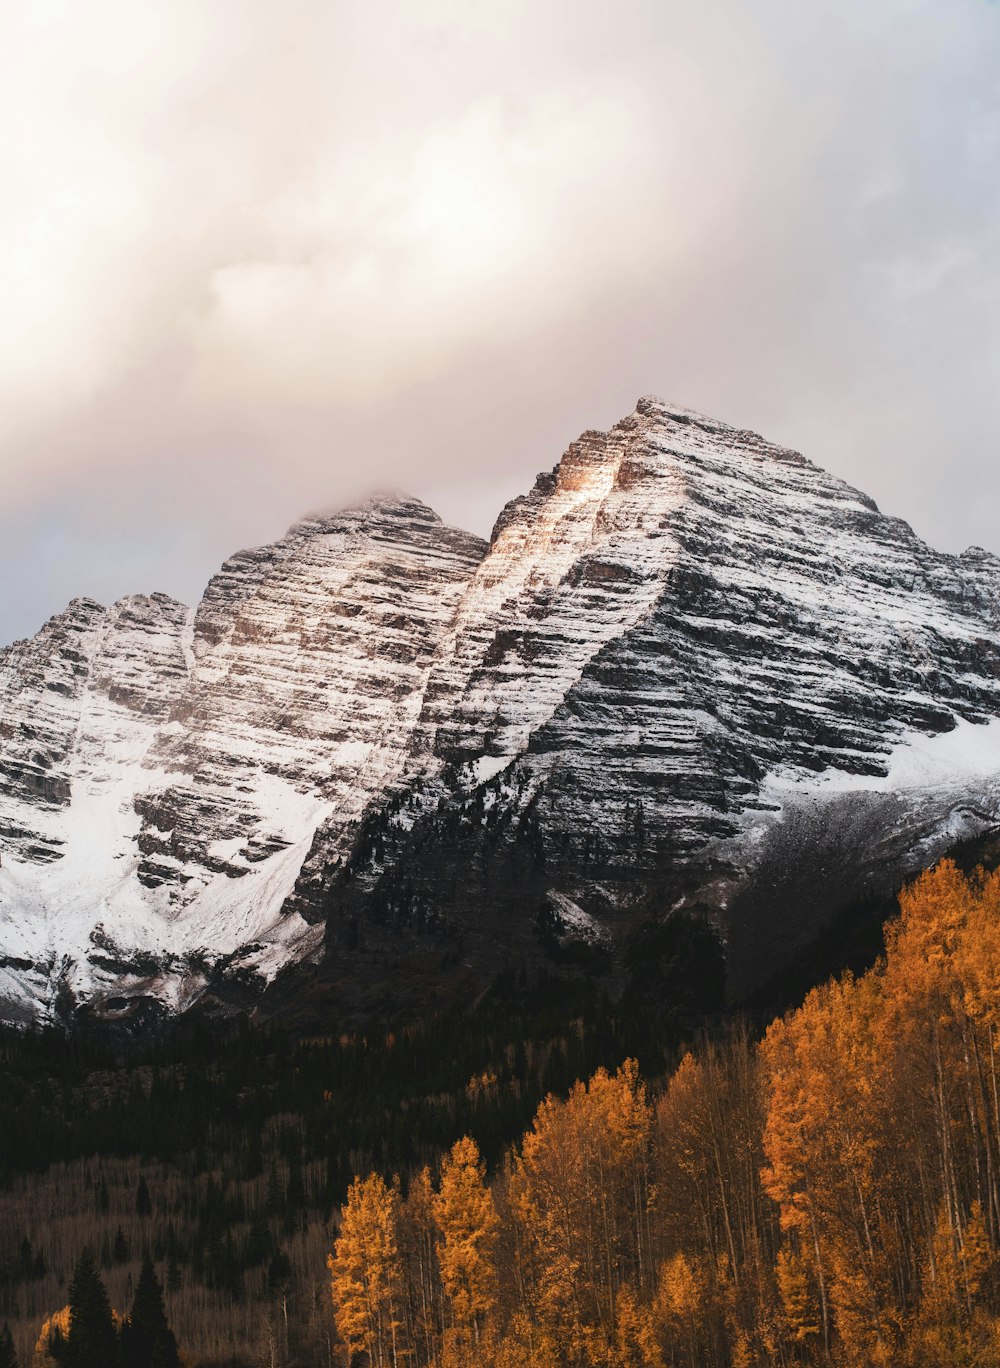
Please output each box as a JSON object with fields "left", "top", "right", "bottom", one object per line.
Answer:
{"left": 655, "top": 1251, "right": 709, "bottom": 1366}
{"left": 512, "top": 1060, "right": 652, "bottom": 1361}
{"left": 775, "top": 1241, "right": 819, "bottom": 1349}
{"left": 490, "top": 1311, "right": 561, "bottom": 1368}
{"left": 432, "top": 1136, "right": 499, "bottom": 1356}
{"left": 328, "top": 1173, "right": 405, "bottom": 1368}
{"left": 762, "top": 972, "right": 899, "bottom": 1359}
{"left": 400, "top": 1166, "right": 442, "bottom": 1363}
{"left": 610, "top": 1284, "right": 663, "bottom": 1368}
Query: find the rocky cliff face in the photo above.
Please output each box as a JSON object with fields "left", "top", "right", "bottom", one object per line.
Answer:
{"left": 5, "top": 398, "right": 1000, "bottom": 1025}
{"left": 0, "top": 499, "right": 485, "bottom": 1022}
{"left": 299, "top": 398, "right": 1000, "bottom": 1016}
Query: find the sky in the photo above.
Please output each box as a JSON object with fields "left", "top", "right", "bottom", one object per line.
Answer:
{"left": 1, "top": 0, "right": 999, "bottom": 646}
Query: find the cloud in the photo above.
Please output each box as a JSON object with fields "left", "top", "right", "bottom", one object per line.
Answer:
{"left": 188, "top": 90, "right": 666, "bottom": 407}
{"left": 2, "top": 0, "right": 999, "bottom": 643}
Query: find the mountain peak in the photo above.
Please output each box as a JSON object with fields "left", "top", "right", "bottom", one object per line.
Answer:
{"left": 292, "top": 490, "right": 447, "bottom": 536}
{"left": 5, "top": 396, "right": 1000, "bottom": 1027}
{"left": 633, "top": 393, "right": 731, "bottom": 428}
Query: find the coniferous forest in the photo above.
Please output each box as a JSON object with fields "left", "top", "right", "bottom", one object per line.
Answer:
{"left": 5, "top": 861, "right": 1000, "bottom": 1364}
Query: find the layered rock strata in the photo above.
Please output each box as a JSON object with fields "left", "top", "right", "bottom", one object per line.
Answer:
{"left": 304, "top": 399, "right": 1000, "bottom": 1012}
{"left": 5, "top": 398, "right": 1000, "bottom": 1023}
{"left": 0, "top": 500, "right": 485, "bottom": 1020}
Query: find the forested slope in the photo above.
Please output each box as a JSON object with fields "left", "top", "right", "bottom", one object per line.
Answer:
{"left": 6, "top": 859, "right": 1000, "bottom": 1365}
{"left": 333, "top": 861, "right": 1000, "bottom": 1367}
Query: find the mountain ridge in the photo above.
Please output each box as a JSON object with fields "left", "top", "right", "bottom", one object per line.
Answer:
{"left": 4, "top": 396, "right": 1000, "bottom": 1026}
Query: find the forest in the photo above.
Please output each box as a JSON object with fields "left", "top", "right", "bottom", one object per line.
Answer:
{"left": 4, "top": 860, "right": 1000, "bottom": 1364}
{"left": 329, "top": 860, "right": 1000, "bottom": 1367}
{"left": 0, "top": 966, "right": 697, "bottom": 1367}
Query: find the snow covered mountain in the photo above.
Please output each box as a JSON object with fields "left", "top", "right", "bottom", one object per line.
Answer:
{"left": 5, "top": 397, "right": 1000, "bottom": 1025}
{"left": 0, "top": 499, "right": 484, "bottom": 1022}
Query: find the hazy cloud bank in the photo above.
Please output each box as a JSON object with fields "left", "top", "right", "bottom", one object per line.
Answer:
{"left": 2, "top": 0, "right": 998, "bottom": 642}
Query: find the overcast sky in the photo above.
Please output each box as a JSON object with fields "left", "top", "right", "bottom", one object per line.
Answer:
{"left": 2, "top": 0, "right": 999, "bottom": 645}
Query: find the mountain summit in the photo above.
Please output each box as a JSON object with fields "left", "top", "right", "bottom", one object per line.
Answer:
{"left": 4, "top": 399, "right": 1000, "bottom": 1025}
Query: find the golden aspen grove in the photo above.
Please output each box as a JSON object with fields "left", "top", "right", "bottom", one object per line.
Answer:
{"left": 330, "top": 862, "right": 1000, "bottom": 1367}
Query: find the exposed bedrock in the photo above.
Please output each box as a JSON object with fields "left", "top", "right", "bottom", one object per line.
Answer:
{"left": 5, "top": 398, "right": 1000, "bottom": 1024}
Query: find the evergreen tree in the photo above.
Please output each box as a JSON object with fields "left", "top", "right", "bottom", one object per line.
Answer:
{"left": 165, "top": 1255, "right": 182, "bottom": 1295}
{"left": 121, "top": 1258, "right": 179, "bottom": 1368}
{"left": 135, "top": 1176, "right": 152, "bottom": 1218}
{"left": 64, "top": 1248, "right": 118, "bottom": 1368}
{"left": 0, "top": 1322, "right": 18, "bottom": 1368}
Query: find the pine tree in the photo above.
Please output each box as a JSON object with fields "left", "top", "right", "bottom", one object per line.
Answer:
{"left": 135, "top": 1176, "right": 152, "bottom": 1218}
{"left": 64, "top": 1248, "right": 118, "bottom": 1368}
{"left": 121, "top": 1258, "right": 179, "bottom": 1368}
{"left": 0, "top": 1322, "right": 18, "bottom": 1368}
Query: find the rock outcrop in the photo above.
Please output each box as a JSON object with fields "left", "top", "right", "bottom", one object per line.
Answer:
{"left": 0, "top": 499, "right": 485, "bottom": 1021}
{"left": 5, "top": 398, "right": 1000, "bottom": 1024}
{"left": 301, "top": 398, "right": 1000, "bottom": 1015}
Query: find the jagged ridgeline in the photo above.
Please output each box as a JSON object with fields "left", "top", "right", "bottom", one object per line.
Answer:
{"left": 4, "top": 396, "right": 1000, "bottom": 1026}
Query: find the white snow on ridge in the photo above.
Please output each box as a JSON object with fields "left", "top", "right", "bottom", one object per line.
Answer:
{"left": 7, "top": 398, "right": 1000, "bottom": 1023}
{"left": 547, "top": 891, "right": 611, "bottom": 946}
{"left": 471, "top": 755, "right": 514, "bottom": 784}
{"left": 764, "top": 715, "right": 1000, "bottom": 800}
{"left": 0, "top": 695, "right": 335, "bottom": 1016}
{"left": 0, "top": 499, "right": 486, "bottom": 1021}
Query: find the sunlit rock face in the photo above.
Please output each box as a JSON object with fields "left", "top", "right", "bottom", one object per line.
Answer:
{"left": 307, "top": 398, "right": 1000, "bottom": 1014}
{"left": 6, "top": 397, "right": 1000, "bottom": 1026}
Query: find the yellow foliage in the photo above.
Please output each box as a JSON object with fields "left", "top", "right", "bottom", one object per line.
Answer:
{"left": 432, "top": 1135, "right": 499, "bottom": 1342}
{"left": 610, "top": 1284, "right": 663, "bottom": 1368}
{"left": 963, "top": 1201, "right": 993, "bottom": 1302}
{"left": 511, "top": 1058, "right": 653, "bottom": 1358}
{"left": 655, "top": 1251, "right": 705, "bottom": 1327}
{"left": 328, "top": 1172, "right": 403, "bottom": 1368}
{"left": 919, "top": 1199, "right": 995, "bottom": 1337}
{"left": 488, "top": 1311, "right": 562, "bottom": 1368}
{"left": 34, "top": 1305, "right": 70, "bottom": 1368}
{"left": 775, "top": 1242, "right": 819, "bottom": 1345}
{"left": 759, "top": 862, "right": 1000, "bottom": 1366}
{"left": 327, "top": 864, "right": 1000, "bottom": 1368}
{"left": 828, "top": 1245, "right": 898, "bottom": 1367}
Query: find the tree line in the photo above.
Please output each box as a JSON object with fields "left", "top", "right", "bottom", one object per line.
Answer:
{"left": 0, "top": 971, "right": 698, "bottom": 1366}
{"left": 330, "top": 861, "right": 1000, "bottom": 1366}
{"left": 0, "top": 1247, "right": 178, "bottom": 1368}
